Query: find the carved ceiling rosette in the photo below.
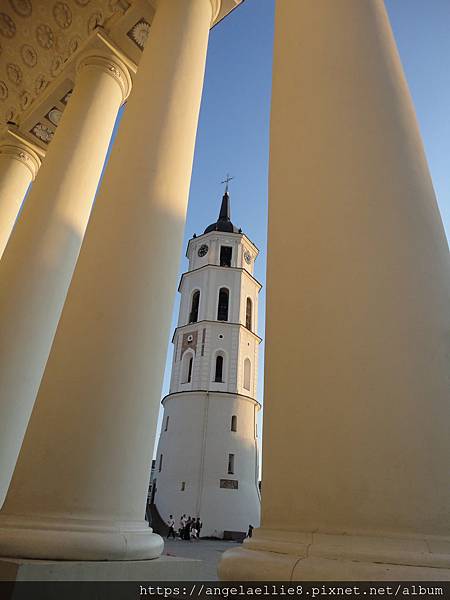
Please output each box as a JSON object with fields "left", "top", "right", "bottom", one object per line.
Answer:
{"left": 0, "top": 13, "right": 17, "bottom": 38}
{"left": 53, "top": 2, "right": 72, "bottom": 29}
{"left": 9, "top": 1, "right": 33, "bottom": 19}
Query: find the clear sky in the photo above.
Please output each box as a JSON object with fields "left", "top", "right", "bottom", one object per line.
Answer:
{"left": 153, "top": 0, "right": 450, "bottom": 452}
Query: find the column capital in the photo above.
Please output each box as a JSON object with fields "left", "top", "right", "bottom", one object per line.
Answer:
{"left": 76, "top": 52, "right": 132, "bottom": 104}
{"left": 0, "top": 140, "right": 41, "bottom": 181}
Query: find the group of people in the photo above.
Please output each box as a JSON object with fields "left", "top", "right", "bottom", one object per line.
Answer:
{"left": 167, "top": 514, "right": 202, "bottom": 541}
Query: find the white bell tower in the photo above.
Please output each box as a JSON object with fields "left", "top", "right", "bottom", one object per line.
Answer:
{"left": 153, "top": 187, "right": 261, "bottom": 538}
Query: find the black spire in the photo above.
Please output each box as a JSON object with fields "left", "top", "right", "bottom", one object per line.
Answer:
{"left": 218, "top": 191, "right": 231, "bottom": 221}
{"left": 204, "top": 189, "right": 241, "bottom": 234}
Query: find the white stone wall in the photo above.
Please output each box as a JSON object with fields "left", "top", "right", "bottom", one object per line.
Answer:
{"left": 154, "top": 391, "right": 260, "bottom": 537}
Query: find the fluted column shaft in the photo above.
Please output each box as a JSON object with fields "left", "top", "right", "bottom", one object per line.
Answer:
{"left": 220, "top": 0, "right": 450, "bottom": 581}
{"left": 0, "top": 0, "right": 215, "bottom": 561}
{"left": 0, "top": 139, "right": 41, "bottom": 258}
{"left": 0, "top": 52, "right": 131, "bottom": 507}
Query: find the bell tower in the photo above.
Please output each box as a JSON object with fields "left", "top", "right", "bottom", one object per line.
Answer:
{"left": 153, "top": 187, "right": 261, "bottom": 538}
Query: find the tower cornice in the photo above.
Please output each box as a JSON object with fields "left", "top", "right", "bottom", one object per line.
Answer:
{"left": 178, "top": 264, "right": 262, "bottom": 293}
{"left": 161, "top": 389, "right": 261, "bottom": 409}
{"left": 171, "top": 320, "right": 263, "bottom": 344}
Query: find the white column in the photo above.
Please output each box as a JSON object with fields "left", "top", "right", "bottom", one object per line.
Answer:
{"left": 220, "top": 0, "right": 450, "bottom": 581}
{"left": 0, "top": 0, "right": 217, "bottom": 561}
{"left": 0, "top": 138, "right": 41, "bottom": 258}
{"left": 0, "top": 52, "right": 131, "bottom": 507}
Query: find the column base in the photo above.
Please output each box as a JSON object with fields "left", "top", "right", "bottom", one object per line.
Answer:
{"left": 0, "top": 555, "right": 201, "bottom": 582}
{"left": 0, "top": 514, "right": 164, "bottom": 561}
{"left": 218, "top": 528, "right": 450, "bottom": 581}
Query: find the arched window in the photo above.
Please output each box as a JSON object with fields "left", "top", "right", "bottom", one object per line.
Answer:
{"left": 244, "top": 358, "right": 251, "bottom": 391}
{"left": 215, "top": 355, "right": 224, "bottom": 382}
{"left": 245, "top": 298, "right": 252, "bottom": 330}
{"left": 231, "top": 415, "right": 237, "bottom": 432}
{"left": 189, "top": 290, "right": 200, "bottom": 323}
{"left": 182, "top": 352, "right": 194, "bottom": 384}
{"left": 217, "top": 288, "right": 229, "bottom": 321}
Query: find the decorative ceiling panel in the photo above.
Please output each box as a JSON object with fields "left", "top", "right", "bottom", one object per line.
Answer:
{"left": 0, "top": 0, "right": 241, "bottom": 149}
{"left": 0, "top": 0, "right": 122, "bottom": 127}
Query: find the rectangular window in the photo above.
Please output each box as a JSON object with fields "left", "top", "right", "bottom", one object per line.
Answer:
{"left": 164, "top": 416, "right": 169, "bottom": 431}
{"left": 228, "top": 453, "right": 235, "bottom": 475}
{"left": 220, "top": 246, "right": 232, "bottom": 267}
{"left": 181, "top": 481, "right": 186, "bottom": 491}
{"left": 159, "top": 454, "right": 163, "bottom": 472}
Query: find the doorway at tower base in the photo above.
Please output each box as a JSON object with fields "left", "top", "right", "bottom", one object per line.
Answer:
{"left": 218, "top": 528, "right": 450, "bottom": 581}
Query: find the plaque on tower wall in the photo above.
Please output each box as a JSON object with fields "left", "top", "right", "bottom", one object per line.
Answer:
{"left": 220, "top": 479, "right": 239, "bottom": 490}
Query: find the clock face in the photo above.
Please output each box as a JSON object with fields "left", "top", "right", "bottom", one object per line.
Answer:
{"left": 198, "top": 244, "right": 209, "bottom": 257}
{"left": 244, "top": 251, "right": 252, "bottom": 264}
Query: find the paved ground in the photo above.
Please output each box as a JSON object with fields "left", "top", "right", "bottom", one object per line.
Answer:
{"left": 162, "top": 539, "right": 240, "bottom": 580}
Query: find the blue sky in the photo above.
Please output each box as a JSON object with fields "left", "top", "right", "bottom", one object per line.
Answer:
{"left": 151, "top": 0, "right": 450, "bottom": 449}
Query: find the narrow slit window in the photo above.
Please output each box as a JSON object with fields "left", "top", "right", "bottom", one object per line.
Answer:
{"left": 159, "top": 454, "right": 163, "bottom": 472}
{"left": 231, "top": 415, "right": 237, "bottom": 432}
{"left": 187, "top": 356, "right": 193, "bottom": 383}
{"left": 228, "top": 453, "right": 235, "bottom": 475}
{"left": 244, "top": 358, "right": 251, "bottom": 391}
{"left": 181, "top": 482, "right": 186, "bottom": 491}
{"left": 201, "top": 328, "right": 206, "bottom": 356}
{"left": 246, "top": 298, "right": 252, "bottom": 330}
{"left": 165, "top": 415, "right": 169, "bottom": 431}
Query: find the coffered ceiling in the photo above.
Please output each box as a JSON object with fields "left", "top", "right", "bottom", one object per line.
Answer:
{"left": 0, "top": 0, "right": 241, "bottom": 151}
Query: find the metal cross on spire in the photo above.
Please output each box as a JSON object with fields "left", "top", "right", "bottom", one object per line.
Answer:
{"left": 221, "top": 173, "right": 234, "bottom": 194}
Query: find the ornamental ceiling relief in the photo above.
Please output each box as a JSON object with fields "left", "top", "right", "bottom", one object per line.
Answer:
{"left": 0, "top": 0, "right": 152, "bottom": 147}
